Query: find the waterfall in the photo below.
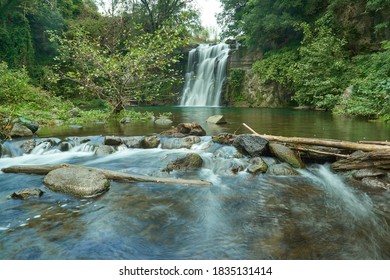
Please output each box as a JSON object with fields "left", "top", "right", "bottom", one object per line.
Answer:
{"left": 180, "top": 43, "right": 229, "bottom": 106}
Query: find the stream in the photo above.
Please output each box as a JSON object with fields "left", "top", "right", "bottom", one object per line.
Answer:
{"left": 1, "top": 107, "right": 390, "bottom": 259}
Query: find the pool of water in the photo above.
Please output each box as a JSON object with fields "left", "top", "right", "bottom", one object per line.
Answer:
{"left": 37, "top": 107, "right": 390, "bottom": 141}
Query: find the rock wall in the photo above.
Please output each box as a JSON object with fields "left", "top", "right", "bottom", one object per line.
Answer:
{"left": 225, "top": 44, "right": 293, "bottom": 108}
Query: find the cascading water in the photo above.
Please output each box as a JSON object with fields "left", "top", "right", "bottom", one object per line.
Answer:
{"left": 180, "top": 43, "right": 229, "bottom": 106}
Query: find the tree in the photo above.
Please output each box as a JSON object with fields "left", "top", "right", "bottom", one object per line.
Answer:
{"left": 52, "top": 23, "right": 187, "bottom": 113}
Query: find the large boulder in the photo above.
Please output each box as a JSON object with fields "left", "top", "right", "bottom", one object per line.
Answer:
{"left": 104, "top": 136, "right": 122, "bottom": 146}
{"left": 352, "top": 168, "right": 387, "bottom": 180}
{"left": 206, "top": 115, "right": 227, "bottom": 124}
{"left": 361, "top": 177, "right": 390, "bottom": 191}
{"left": 10, "top": 122, "right": 33, "bottom": 138}
{"left": 165, "top": 153, "right": 203, "bottom": 172}
{"left": 233, "top": 134, "right": 269, "bottom": 157}
{"left": 269, "top": 142, "right": 305, "bottom": 168}
{"left": 44, "top": 167, "right": 110, "bottom": 197}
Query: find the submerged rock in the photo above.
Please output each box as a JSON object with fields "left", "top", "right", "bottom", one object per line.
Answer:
{"left": 95, "top": 145, "right": 115, "bottom": 156}
{"left": 160, "top": 122, "right": 206, "bottom": 137}
{"left": 160, "top": 136, "right": 201, "bottom": 149}
{"left": 206, "top": 115, "right": 227, "bottom": 124}
{"left": 20, "top": 139, "right": 36, "bottom": 154}
{"left": 155, "top": 118, "right": 173, "bottom": 126}
{"left": 269, "top": 142, "right": 305, "bottom": 168}
{"left": 267, "top": 163, "right": 300, "bottom": 176}
{"left": 353, "top": 168, "right": 387, "bottom": 180}
{"left": 11, "top": 188, "right": 44, "bottom": 200}
{"left": 44, "top": 167, "right": 110, "bottom": 197}
{"left": 233, "top": 134, "right": 269, "bottom": 157}
{"left": 247, "top": 157, "right": 268, "bottom": 174}
{"left": 165, "top": 153, "right": 203, "bottom": 172}
{"left": 361, "top": 177, "right": 390, "bottom": 191}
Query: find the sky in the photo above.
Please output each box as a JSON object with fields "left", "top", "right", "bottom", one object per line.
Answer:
{"left": 99, "top": 0, "right": 222, "bottom": 31}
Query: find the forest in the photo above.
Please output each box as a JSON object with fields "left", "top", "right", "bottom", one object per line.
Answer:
{"left": 0, "top": 0, "right": 389, "bottom": 136}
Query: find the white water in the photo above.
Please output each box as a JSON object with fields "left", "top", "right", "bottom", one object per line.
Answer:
{"left": 180, "top": 43, "right": 229, "bottom": 106}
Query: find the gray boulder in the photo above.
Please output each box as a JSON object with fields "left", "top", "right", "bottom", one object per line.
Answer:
{"left": 206, "top": 115, "right": 227, "bottom": 124}
{"left": 269, "top": 142, "right": 305, "bottom": 168}
{"left": 11, "top": 188, "right": 44, "bottom": 200}
{"left": 44, "top": 167, "right": 110, "bottom": 197}
{"left": 95, "top": 145, "right": 115, "bottom": 155}
{"left": 121, "top": 136, "right": 144, "bottom": 148}
{"left": 267, "top": 163, "right": 300, "bottom": 176}
{"left": 233, "top": 134, "right": 269, "bottom": 157}
{"left": 20, "top": 139, "right": 36, "bottom": 154}
{"left": 212, "top": 133, "right": 236, "bottom": 145}
{"left": 10, "top": 122, "right": 33, "bottom": 137}
{"left": 155, "top": 118, "right": 173, "bottom": 126}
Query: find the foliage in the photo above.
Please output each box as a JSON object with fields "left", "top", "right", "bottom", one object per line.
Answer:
{"left": 228, "top": 68, "right": 246, "bottom": 98}
{"left": 253, "top": 47, "right": 298, "bottom": 89}
{"left": 52, "top": 23, "right": 187, "bottom": 113}
{"left": 336, "top": 41, "right": 390, "bottom": 120}
{"left": 292, "top": 20, "right": 349, "bottom": 109}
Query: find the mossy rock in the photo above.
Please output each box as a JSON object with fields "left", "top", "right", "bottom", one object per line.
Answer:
{"left": 165, "top": 153, "right": 203, "bottom": 172}
{"left": 269, "top": 142, "right": 305, "bottom": 168}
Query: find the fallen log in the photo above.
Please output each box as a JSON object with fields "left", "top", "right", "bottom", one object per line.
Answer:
{"left": 1, "top": 164, "right": 212, "bottom": 186}
{"left": 358, "top": 140, "right": 390, "bottom": 146}
{"left": 243, "top": 123, "right": 390, "bottom": 152}
{"left": 331, "top": 150, "right": 390, "bottom": 171}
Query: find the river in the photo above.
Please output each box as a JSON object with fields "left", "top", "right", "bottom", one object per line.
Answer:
{"left": 1, "top": 107, "right": 389, "bottom": 259}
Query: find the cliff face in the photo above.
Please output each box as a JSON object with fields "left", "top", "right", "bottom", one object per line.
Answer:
{"left": 225, "top": 45, "right": 293, "bottom": 108}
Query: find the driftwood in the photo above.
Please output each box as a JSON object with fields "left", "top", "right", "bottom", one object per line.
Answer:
{"left": 243, "top": 123, "right": 390, "bottom": 152}
{"left": 359, "top": 140, "right": 390, "bottom": 146}
{"left": 331, "top": 150, "right": 390, "bottom": 171}
{"left": 1, "top": 164, "right": 212, "bottom": 186}
{"left": 290, "top": 146, "right": 350, "bottom": 159}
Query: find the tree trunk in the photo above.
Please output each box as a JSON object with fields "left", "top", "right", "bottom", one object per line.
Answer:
{"left": 243, "top": 123, "right": 390, "bottom": 152}
{"left": 1, "top": 164, "right": 212, "bottom": 186}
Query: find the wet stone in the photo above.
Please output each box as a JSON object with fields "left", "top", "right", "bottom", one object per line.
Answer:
{"left": 353, "top": 168, "right": 387, "bottom": 180}
{"left": 233, "top": 134, "right": 269, "bottom": 157}
{"left": 105, "top": 136, "right": 122, "bottom": 146}
{"left": 361, "top": 177, "right": 390, "bottom": 191}
{"left": 267, "top": 163, "right": 300, "bottom": 176}
{"left": 11, "top": 188, "right": 44, "bottom": 200}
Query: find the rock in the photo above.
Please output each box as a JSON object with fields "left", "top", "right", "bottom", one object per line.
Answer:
{"left": 17, "top": 117, "right": 39, "bottom": 133}
{"left": 353, "top": 168, "right": 387, "bottom": 180}
{"left": 59, "top": 141, "right": 71, "bottom": 151}
{"left": 11, "top": 188, "right": 44, "bottom": 200}
{"left": 20, "top": 139, "right": 36, "bottom": 154}
{"left": 212, "top": 133, "right": 236, "bottom": 145}
{"left": 232, "top": 134, "right": 269, "bottom": 157}
{"left": 121, "top": 136, "right": 144, "bottom": 148}
{"left": 68, "top": 107, "right": 81, "bottom": 117}
{"left": 95, "top": 145, "right": 115, "bottom": 155}
{"left": 120, "top": 117, "right": 131, "bottom": 124}
{"left": 141, "top": 136, "right": 160, "bottom": 148}
{"left": 44, "top": 167, "right": 110, "bottom": 197}
{"left": 155, "top": 118, "right": 173, "bottom": 126}
{"left": 269, "top": 142, "right": 305, "bottom": 168}
{"left": 10, "top": 122, "right": 33, "bottom": 137}
{"left": 69, "top": 125, "right": 83, "bottom": 129}
{"left": 160, "top": 136, "right": 201, "bottom": 149}
{"left": 267, "top": 163, "right": 300, "bottom": 176}
{"left": 361, "top": 177, "right": 390, "bottom": 191}
{"left": 206, "top": 115, "right": 227, "bottom": 124}
{"left": 247, "top": 157, "right": 268, "bottom": 174}
{"left": 0, "top": 143, "right": 3, "bottom": 157}
{"left": 105, "top": 136, "right": 122, "bottom": 146}
{"left": 165, "top": 153, "right": 203, "bottom": 172}
{"left": 160, "top": 122, "right": 206, "bottom": 137}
